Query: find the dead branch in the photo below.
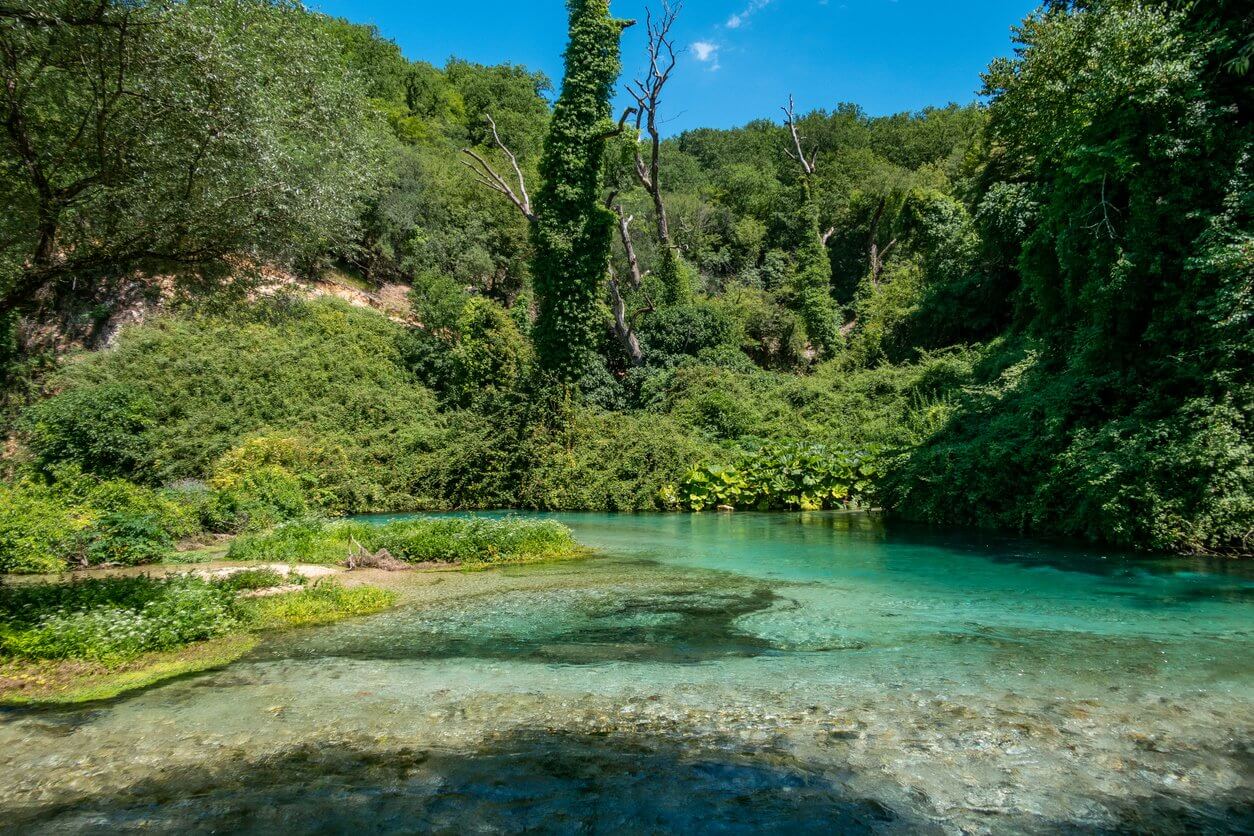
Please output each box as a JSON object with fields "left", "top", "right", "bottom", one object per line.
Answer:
{"left": 867, "top": 196, "right": 897, "bottom": 286}
{"left": 607, "top": 266, "right": 645, "bottom": 366}
{"left": 598, "top": 105, "right": 638, "bottom": 141}
{"left": 460, "top": 114, "right": 534, "bottom": 222}
{"left": 782, "top": 95, "right": 817, "bottom": 176}
{"left": 612, "top": 204, "right": 645, "bottom": 288}
{"left": 626, "top": 1, "right": 681, "bottom": 249}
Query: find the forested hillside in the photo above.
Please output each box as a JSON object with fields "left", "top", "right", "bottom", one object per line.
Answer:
{"left": 1, "top": 0, "right": 1249, "bottom": 568}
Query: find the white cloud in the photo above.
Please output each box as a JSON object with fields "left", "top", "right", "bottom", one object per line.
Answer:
{"left": 692, "top": 40, "right": 720, "bottom": 68}
{"left": 725, "top": 0, "right": 775, "bottom": 29}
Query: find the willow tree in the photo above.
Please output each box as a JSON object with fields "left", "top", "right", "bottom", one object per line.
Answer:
{"left": 530, "top": 0, "right": 633, "bottom": 381}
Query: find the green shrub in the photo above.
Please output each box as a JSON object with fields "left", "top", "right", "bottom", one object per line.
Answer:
{"left": 716, "top": 288, "right": 807, "bottom": 371}
{"left": 213, "top": 568, "right": 299, "bottom": 592}
{"left": 0, "top": 481, "right": 89, "bottom": 573}
{"left": 210, "top": 465, "right": 310, "bottom": 532}
{"left": 662, "top": 442, "right": 884, "bottom": 512}
{"left": 0, "top": 474, "right": 211, "bottom": 573}
{"left": 519, "top": 409, "right": 716, "bottom": 511}
{"left": 638, "top": 303, "right": 737, "bottom": 367}
{"left": 645, "top": 351, "right": 976, "bottom": 453}
{"left": 31, "top": 298, "right": 443, "bottom": 510}
{"left": 226, "top": 518, "right": 355, "bottom": 564}
{"left": 22, "top": 384, "right": 154, "bottom": 478}
{"left": 0, "top": 574, "right": 393, "bottom": 663}
{"left": 358, "top": 516, "right": 575, "bottom": 564}
{"left": 891, "top": 349, "right": 1254, "bottom": 554}
{"left": 209, "top": 434, "right": 373, "bottom": 518}
{"left": 82, "top": 478, "right": 200, "bottom": 540}
{"left": 83, "top": 512, "right": 173, "bottom": 566}
{"left": 448, "top": 296, "right": 532, "bottom": 405}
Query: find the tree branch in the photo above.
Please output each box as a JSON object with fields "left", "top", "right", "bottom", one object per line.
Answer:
{"left": 607, "top": 266, "right": 644, "bottom": 366}
{"left": 626, "top": 1, "right": 681, "bottom": 249}
{"left": 612, "top": 204, "right": 644, "bottom": 288}
{"left": 460, "top": 114, "right": 535, "bottom": 222}
{"left": 782, "top": 94, "right": 815, "bottom": 177}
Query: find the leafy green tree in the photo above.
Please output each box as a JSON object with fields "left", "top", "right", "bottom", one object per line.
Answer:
{"left": 530, "top": 0, "right": 633, "bottom": 381}
{"left": 894, "top": 0, "right": 1253, "bottom": 553}
{"left": 0, "top": 0, "right": 383, "bottom": 318}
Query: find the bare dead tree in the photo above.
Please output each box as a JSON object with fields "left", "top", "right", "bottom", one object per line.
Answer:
{"left": 783, "top": 94, "right": 837, "bottom": 255}
{"left": 612, "top": 205, "right": 645, "bottom": 288}
{"left": 782, "top": 94, "right": 819, "bottom": 178}
{"left": 784, "top": 98, "right": 897, "bottom": 287}
{"left": 604, "top": 194, "right": 649, "bottom": 366}
{"left": 626, "top": 1, "right": 681, "bottom": 251}
{"left": 607, "top": 266, "right": 644, "bottom": 365}
{"left": 459, "top": 114, "right": 535, "bottom": 222}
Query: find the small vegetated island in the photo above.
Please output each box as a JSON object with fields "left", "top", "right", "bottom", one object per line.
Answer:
{"left": 0, "top": 0, "right": 1250, "bottom": 829}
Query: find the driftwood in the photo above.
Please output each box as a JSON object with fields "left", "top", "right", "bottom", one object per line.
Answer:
{"left": 346, "top": 537, "right": 411, "bottom": 571}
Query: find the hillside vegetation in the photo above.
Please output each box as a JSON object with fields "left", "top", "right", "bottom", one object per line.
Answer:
{"left": 1, "top": 0, "right": 1249, "bottom": 561}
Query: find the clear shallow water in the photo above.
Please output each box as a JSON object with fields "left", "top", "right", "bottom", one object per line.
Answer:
{"left": 2, "top": 512, "right": 1252, "bottom": 833}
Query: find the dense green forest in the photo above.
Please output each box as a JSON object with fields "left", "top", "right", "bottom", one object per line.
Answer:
{"left": 1, "top": 0, "right": 1250, "bottom": 574}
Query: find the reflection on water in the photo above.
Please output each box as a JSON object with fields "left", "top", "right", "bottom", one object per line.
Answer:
{"left": 2, "top": 512, "right": 1252, "bottom": 833}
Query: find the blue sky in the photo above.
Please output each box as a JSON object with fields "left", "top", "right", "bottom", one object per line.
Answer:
{"left": 309, "top": 0, "right": 1039, "bottom": 135}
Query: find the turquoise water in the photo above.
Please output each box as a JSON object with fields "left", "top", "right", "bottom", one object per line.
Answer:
{"left": 2, "top": 512, "right": 1252, "bottom": 833}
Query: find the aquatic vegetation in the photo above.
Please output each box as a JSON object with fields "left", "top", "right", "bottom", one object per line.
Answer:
{"left": 662, "top": 443, "right": 884, "bottom": 511}
{"left": 237, "top": 581, "right": 395, "bottom": 629}
{"left": 226, "top": 516, "right": 579, "bottom": 566}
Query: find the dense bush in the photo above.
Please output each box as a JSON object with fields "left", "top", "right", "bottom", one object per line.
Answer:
{"left": 82, "top": 512, "right": 174, "bottom": 567}
{"left": 645, "top": 351, "right": 976, "bottom": 452}
{"left": 208, "top": 434, "right": 372, "bottom": 518}
{"left": 890, "top": 342, "right": 1254, "bottom": 554}
{"left": 23, "top": 384, "right": 155, "bottom": 478}
{"left": 30, "top": 298, "right": 443, "bottom": 511}
{"left": 0, "top": 481, "right": 89, "bottom": 574}
{"left": 894, "top": 3, "right": 1254, "bottom": 554}
{"left": 0, "top": 472, "right": 215, "bottom": 573}
{"left": 447, "top": 297, "right": 533, "bottom": 405}
{"left": 209, "top": 465, "right": 311, "bottom": 533}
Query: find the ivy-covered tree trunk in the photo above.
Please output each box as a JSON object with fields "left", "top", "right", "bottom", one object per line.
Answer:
{"left": 530, "top": 0, "right": 632, "bottom": 382}
{"left": 791, "top": 180, "right": 841, "bottom": 357}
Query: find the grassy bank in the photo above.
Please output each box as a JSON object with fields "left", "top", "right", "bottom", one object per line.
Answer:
{"left": 0, "top": 635, "right": 259, "bottom": 705}
{"left": 0, "top": 573, "right": 395, "bottom": 706}
{"left": 227, "top": 516, "right": 581, "bottom": 567}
